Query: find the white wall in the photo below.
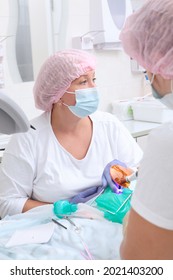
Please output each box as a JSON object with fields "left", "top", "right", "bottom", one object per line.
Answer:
{"left": 28, "top": 0, "right": 54, "bottom": 78}
{"left": 0, "top": 0, "right": 22, "bottom": 85}
{"left": 1, "top": 0, "right": 147, "bottom": 114}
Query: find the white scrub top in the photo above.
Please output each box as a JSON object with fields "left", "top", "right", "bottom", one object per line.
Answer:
{"left": 131, "top": 122, "right": 173, "bottom": 230}
{"left": 0, "top": 111, "right": 143, "bottom": 218}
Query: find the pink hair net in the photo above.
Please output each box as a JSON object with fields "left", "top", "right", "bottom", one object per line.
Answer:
{"left": 119, "top": 0, "right": 173, "bottom": 79}
{"left": 33, "top": 49, "right": 96, "bottom": 111}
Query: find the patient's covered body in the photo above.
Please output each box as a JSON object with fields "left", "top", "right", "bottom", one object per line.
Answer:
{"left": 0, "top": 204, "right": 123, "bottom": 260}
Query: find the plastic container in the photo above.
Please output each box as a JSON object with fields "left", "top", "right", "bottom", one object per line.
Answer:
{"left": 131, "top": 100, "right": 173, "bottom": 123}
{"left": 111, "top": 100, "right": 134, "bottom": 121}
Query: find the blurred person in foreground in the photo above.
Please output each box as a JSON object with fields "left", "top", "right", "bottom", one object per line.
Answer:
{"left": 119, "top": 0, "right": 173, "bottom": 259}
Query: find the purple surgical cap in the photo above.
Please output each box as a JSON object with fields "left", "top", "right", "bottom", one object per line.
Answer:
{"left": 120, "top": 0, "right": 173, "bottom": 79}
{"left": 33, "top": 49, "right": 96, "bottom": 111}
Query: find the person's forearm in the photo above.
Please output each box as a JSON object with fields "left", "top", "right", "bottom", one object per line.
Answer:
{"left": 22, "top": 199, "right": 51, "bottom": 213}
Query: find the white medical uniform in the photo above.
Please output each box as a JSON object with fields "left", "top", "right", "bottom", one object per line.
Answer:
{"left": 0, "top": 111, "right": 143, "bottom": 218}
{"left": 131, "top": 122, "right": 173, "bottom": 230}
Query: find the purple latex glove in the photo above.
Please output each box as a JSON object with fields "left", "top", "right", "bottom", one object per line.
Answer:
{"left": 102, "top": 159, "right": 127, "bottom": 193}
{"left": 69, "top": 159, "right": 127, "bottom": 203}
{"left": 69, "top": 185, "right": 105, "bottom": 204}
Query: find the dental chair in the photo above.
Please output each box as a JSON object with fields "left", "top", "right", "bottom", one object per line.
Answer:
{"left": 0, "top": 90, "right": 30, "bottom": 135}
{"left": 0, "top": 90, "right": 30, "bottom": 219}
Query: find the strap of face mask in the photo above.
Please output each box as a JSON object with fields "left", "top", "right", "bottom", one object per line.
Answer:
{"left": 66, "top": 91, "right": 75, "bottom": 94}
{"left": 150, "top": 73, "right": 155, "bottom": 84}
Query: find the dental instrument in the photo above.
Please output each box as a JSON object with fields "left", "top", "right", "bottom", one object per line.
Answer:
{"left": 62, "top": 215, "right": 94, "bottom": 260}
{"left": 125, "top": 170, "right": 138, "bottom": 183}
{"left": 115, "top": 193, "right": 132, "bottom": 213}
{"left": 63, "top": 216, "right": 81, "bottom": 233}
{"left": 51, "top": 218, "right": 67, "bottom": 230}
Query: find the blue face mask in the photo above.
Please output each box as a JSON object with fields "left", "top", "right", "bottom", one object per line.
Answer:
{"left": 63, "top": 87, "right": 99, "bottom": 118}
{"left": 151, "top": 86, "right": 173, "bottom": 109}
{"left": 151, "top": 77, "right": 173, "bottom": 109}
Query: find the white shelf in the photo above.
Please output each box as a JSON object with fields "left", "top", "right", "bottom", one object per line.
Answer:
{"left": 123, "top": 120, "right": 161, "bottom": 138}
